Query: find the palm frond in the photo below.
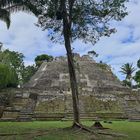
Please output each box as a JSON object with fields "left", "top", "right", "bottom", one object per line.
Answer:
{"left": 119, "top": 70, "right": 127, "bottom": 74}
{"left": 0, "top": 0, "right": 41, "bottom": 16}
{"left": 120, "top": 63, "right": 136, "bottom": 80}
{"left": 0, "top": 0, "right": 22, "bottom": 8}
{"left": 0, "top": 8, "right": 10, "bottom": 28}
{"left": 23, "top": 1, "right": 42, "bottom": 16}
{"left": 0, "top": 0, "right": 41, "bottom": 28}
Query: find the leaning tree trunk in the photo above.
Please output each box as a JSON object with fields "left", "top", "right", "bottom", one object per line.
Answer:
{"left": 62, "top": 4, "right": 80, "bottom": 126}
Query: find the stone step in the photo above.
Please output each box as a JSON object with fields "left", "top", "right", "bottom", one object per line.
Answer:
{"left": 17, "top": 113, "right": 33, "bottom": 121}
{"left": 17, "top": 117, "right": 32, "bottom": 122}
{"left": 20, "top": 112, "right": 33, "bottom": 115}
{"left": 129, "top": 114, "right": 140, "bottom": 117}
{"left": 34, "top": 113, "right": 64, "bottom": 118}
{"left": 65, "top": 114, "right": 126, "bottom": 119}
{"left": 65, "top": 113, "right": 124, "bottom": 117}
{"left": 18, "top": 113, "right": 33, "bottom": 118}
{"left": 0, "top": 118, "right": 16, "bottom": 121}
{"left": 129, "top": 118, "right": 140, "bottom": 121}
{"left": 62, "top": 117, "right": 99, "bottom": 121}
{"left": 126, "top": 111, "right": 139, "bottom": 114}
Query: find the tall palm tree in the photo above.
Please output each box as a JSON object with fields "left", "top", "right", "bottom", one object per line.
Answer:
{"left": 120, "top": 63, "right": 136, "bottom": 86}
{"left": 0, "top": 0, "right": 40, "bottom": 28}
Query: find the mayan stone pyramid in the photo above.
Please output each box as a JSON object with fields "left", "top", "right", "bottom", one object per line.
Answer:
{"left": 24, "top": 54, "right": 123, "bottom": 90}
{"left": 0, "top": 54, "right": 140, "bottom": 121}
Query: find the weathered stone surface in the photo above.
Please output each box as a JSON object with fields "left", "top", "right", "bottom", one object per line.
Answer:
{"left": 0, "top": 54, "right": 140, "bottom": 121}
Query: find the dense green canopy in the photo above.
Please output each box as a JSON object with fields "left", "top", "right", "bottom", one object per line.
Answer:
{"left": 0, "top": 63, "right": 18, "bottom": 89}
{"left": 35, "top": 54, "right": 53, "bottom": 67}
{"left": 134, "top": 71, "right": 140, "bottom": 87}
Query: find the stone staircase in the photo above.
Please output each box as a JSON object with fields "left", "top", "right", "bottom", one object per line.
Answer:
{"left": 0, "top": 92, "right": 37, "bottom": 121}
{"left": 17, "top": 111, "right": 33, "bottom": 121}
{"left": 0, "top": 109, "right": 19, "bottom": 121}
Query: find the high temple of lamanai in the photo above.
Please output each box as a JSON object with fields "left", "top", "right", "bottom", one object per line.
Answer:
{"left": 0, "top": 54, "right": 140, "bottom": 121}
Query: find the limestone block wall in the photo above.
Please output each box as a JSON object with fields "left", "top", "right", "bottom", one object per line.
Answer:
{"left": 0, "top": 88, "right": 140, "bottom": 121}
{"left": 0, "top": 89, "right": 37, "bottom": 121}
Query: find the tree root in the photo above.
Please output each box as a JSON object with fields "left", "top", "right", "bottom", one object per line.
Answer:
{"left": 0, "top": 130, "right": 48, "bottom": 137}
{"left": 0, "top": 123, "right": 127, "bottom": 139}
{"left": 97, "top": 131, "right": 128, "bottom": 137}
{"left": 71, "top": 122, "right": 93, "bottom": 133}
{"left": 71, "top": 122, "right": 126, "bottom": 139}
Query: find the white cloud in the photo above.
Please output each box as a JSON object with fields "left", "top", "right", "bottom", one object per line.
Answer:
{"left": 0, "top": 0, "right": 140, "bottom": 81}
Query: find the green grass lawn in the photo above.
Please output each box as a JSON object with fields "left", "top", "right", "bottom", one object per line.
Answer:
{"left": 0, "top": 121, "right": 139, "bottom": 140}
{"left": 103, "top": 121, "right": 140, "bottom": 140}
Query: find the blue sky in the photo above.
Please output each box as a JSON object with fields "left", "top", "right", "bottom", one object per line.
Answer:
{"left": 0, "top": 0, "right": 140, "bottom": 81}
